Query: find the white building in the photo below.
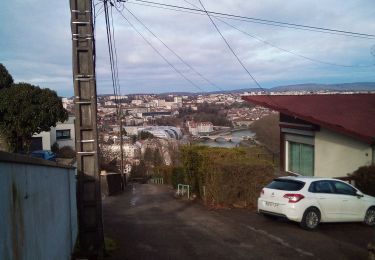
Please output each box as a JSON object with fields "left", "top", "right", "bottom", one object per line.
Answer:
{"left": 186, "top": 121, "right": 199, "bottom": 136}
{"left": 198, "top": 122, "right": 214, "bottom": 134}
{"left": 174, "top": 96, "right": 183, "bottom": 107}
{"left": 131, "top": 99, "right": 143, "bottom": 106}
{"left": 32, "top": 115, "right": 75, "bottom": 151}
{"left": 139, "top": 126, "right": 182, "bottom": 140}
{"left": 123, "top": 144, "right": 141, "bottom": 158}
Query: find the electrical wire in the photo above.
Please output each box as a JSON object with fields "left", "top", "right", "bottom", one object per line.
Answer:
{"left": 124, "top": 1, "right": 375, "bottom": 40}
{"left": 110, "top": 4, "right": 123, "bottom": 100}
{"left": 197, "top": 0, "right": 262, "bottom": 90}
{"left": 119, "top": 0, "right": 375, "bottom": 39}
{"left": 182, "top": 0, "right": 374, "bottom": 68}
{"left": 121, "top": 6, "right": 224, "bottom": 91}
{"left": 95, "top": 4, "right": 105, "bottom": 18}
{"left": 197, "top": 0, "right": 280, "bottom": 107}
{"left": 114, "top": 6, "right": 207, "bottom": 93}
{"left": 104, "top": 0, "right": 120, "bottom": 108}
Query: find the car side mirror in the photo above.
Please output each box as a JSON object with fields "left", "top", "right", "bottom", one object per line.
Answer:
{"left": 356, "top": 191, "right": 364, "bottom": 198}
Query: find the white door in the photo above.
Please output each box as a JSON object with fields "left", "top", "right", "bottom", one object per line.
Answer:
{"left": 330, "top": 181, "right": 364, "bottom": 221}
{"left": 309, "top": 180, "right": 342, "bottom": 221}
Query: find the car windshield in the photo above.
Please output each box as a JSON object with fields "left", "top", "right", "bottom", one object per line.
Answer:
{"left": 266, "top": 179, "right": 305, "bottom": 191}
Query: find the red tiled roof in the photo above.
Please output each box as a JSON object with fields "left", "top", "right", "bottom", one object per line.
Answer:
{"left": 242, "top": 94, "right": 375, "bottom": 144}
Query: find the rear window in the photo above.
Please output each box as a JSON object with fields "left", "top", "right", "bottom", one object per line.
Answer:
{"left": 266, "top": 179, "right": 305, "bottom": 191}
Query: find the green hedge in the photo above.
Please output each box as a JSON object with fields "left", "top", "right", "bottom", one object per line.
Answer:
{"left": 179, "top": 146, "right": 276, "bottom": 208}
{"left": 352, "top": 165, "right": 375, "bottom": 196}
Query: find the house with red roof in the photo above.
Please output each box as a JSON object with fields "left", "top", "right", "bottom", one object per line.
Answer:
{"left": 242, "top": 94, "right": 375, "bottom": 178}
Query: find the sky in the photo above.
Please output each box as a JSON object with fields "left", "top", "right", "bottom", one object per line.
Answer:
{"left": 0, "top": 0, "right": 375, "bottom": 97}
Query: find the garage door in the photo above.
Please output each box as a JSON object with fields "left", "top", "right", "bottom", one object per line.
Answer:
{"left": 30, "top": 137, "right": 43, "bottom": 151}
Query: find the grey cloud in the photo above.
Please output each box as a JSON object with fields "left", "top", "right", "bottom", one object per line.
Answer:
{"left": 0, "top": 0, "right": 374, "bottom": 96}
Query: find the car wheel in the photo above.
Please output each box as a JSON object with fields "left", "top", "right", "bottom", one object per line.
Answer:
{"left": 300, "top": 207, "right": 320, "bottom": 230}
{"left": 364, "top": 207, "right": 375, "bottom": 226}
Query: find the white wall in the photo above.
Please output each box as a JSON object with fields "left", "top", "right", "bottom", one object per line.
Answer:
{"left": 32, "top": 116, "right": 75, "bottom": 150}
{"left": 314, "top": 128, "right": 372, "bottom": 178}
{"left": 33, "top": 131, "right": 52, "bottom": 150}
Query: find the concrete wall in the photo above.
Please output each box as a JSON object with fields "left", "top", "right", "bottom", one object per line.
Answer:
{"left": 0, "top": 152, "right": 77, "bottom": 260}
{"left": 54, "top": 116, "right": 75, "bottom": 149}
{"left": 314, "top": 128, "right": 373, "bottom": 178}
{"left": 32, "top": 116, "right": 76, "bottom": 150}
{"left": 33, "top": 131, "right": 52, "bottom": 150}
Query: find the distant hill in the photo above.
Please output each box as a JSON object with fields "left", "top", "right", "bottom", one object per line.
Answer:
{"left": 97, "top": 82, "right": 375, "bottom": 97}
{"left": 270, "top": 82, "right": 375, "bottom": 92}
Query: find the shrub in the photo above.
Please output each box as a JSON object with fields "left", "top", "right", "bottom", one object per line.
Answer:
{"left": 171, "top": 166, "right": 185, "bottom": 189}
{"left": 57, "top": 146, "right": 76, "bottom": 158}
{"left": 352, "top": 165, "right": 375, "bottom": 196}
{"left": 180, "top": 145, "right": 276, "bottom": 208}
{"left": 250, "top": 113, "right": 280, "bottom": 153}
{"left": 51, "top": 142, "right": 59, "bottom": 153}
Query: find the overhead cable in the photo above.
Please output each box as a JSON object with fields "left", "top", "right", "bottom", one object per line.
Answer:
{"left": 182, "top": 0, "right": 374, "bottom": 68}
{"left": 119, "top": 0, "right": 375, "bottom": 39}
{"left": 114, "top": 6, "right": 207, "bottom": 92}
{"left": 122, "top": 6, "right": 224, "bottom": 91}
{"left": 197, "top": 0, "right": 280, "bottom": 107}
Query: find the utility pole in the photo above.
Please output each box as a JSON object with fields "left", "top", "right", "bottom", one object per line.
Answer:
{"left": 70, "top": 0, "right": 104, "bottom": 256}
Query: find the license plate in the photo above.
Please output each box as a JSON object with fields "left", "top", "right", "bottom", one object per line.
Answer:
{"left": 265, "top": 201, "right": 279, "bottom": 207}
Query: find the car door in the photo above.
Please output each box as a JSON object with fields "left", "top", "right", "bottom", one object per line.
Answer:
{"left": 308, "top": 181, "right": 341, "bottom": 221}
{"left": 330, "top": 181, "right": 365, "bottom": 221}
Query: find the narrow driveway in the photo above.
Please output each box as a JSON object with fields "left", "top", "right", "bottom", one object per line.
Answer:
{"left": 102, "top": 184, "right": 374, "bottom": 260}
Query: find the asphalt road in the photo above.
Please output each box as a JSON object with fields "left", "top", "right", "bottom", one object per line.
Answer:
{"left": 102, "top": 183, "right": 374, "bottom": 260}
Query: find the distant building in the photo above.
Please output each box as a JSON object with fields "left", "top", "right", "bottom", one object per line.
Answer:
{"left": 140, "top": 111, "right": 172, "bottom": 119}
{"left": 186, "top": 121, "right": 199, "bottom": 136}
{"left": 131, "top": 99, "right": 143, "bottom": 106}
{"left": 123, "top": 144, "right": 141, "bottom": 158}
{"left": 32, "top": 115, "right": 75, "bottom": 151}
{"left": 187, "top": 121, "right": 213, "bottom": 135}
{"left": 174, "top": 96, "right": 183, "bottom": 107}
{"left": 197, "top": 122, "right": 214, "bottom": 134}
{"left": 139, "top": 126, "right": 182, "bottom": 140}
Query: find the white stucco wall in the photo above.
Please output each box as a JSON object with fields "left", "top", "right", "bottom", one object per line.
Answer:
{"left": 314, "top": 128, "right": 372, "bottom": 178}
{"left": 32, "top": 116, "right": 75, "bottom": 150}
{"left": 54, "top": 120, "right": 75, "bottom": 149}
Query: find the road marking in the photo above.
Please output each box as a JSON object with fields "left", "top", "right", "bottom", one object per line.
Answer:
{"left": 246, "top": 226, "right": 314, "bottom": 257}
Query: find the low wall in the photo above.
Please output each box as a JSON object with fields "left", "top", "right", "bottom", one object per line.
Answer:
{"left": 0, "top": 152, "right": 77, "bottom": 260}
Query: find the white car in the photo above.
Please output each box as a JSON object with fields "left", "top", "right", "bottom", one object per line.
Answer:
{"left": 257, "top": 176, "right": 375, "bottom": 230}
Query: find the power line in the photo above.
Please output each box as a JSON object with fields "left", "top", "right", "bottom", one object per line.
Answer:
{"left": 197, "top": 0, "right": 263, "bottom": 90}
{"left": 119, "top": 0, "right": 375, "bottom": 39}
{"left": 197, "top": 0, "right": 281, "bottom": 107}
{"left": 103, "top": 1, "right": 119, "bottom": 104}
{"left": 104, "top": 0, "right": 126, "bottom": 184}
{"left": 114, "top": 6, "right": 207, "bottom": 93}
{"left": 110, "top": 4, "right": 122, "bottom": 98}
{"left": 182, "top": 0, "right": 374, "bottom": 68}
{"left": 124, "top": 1, "right": 375, "bottom": 40}
{"left": 122, "top": 5, "right": 224, "bottom": 91}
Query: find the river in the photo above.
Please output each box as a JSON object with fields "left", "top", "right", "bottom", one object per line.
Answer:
{"left": 196, "top": 129, "right": 256, "bottom": 148}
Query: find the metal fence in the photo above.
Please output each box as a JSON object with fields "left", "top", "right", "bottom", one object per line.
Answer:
{"left": 0, "top": 152, "right": 77, "bottom": 260}
{"left": 176, "top": 184, "right": 190, "bottom": 199}
{"left": 150, "top": 177, "right": 164, "bottom": 184}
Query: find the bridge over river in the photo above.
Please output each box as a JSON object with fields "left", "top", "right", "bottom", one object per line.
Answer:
{"left": 199, "top": 127, "right": 255, "bottom": 143}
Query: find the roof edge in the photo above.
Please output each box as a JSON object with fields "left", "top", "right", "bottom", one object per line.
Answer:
{"left": 242, "top": 95, "right": 375, "bottom": 145}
